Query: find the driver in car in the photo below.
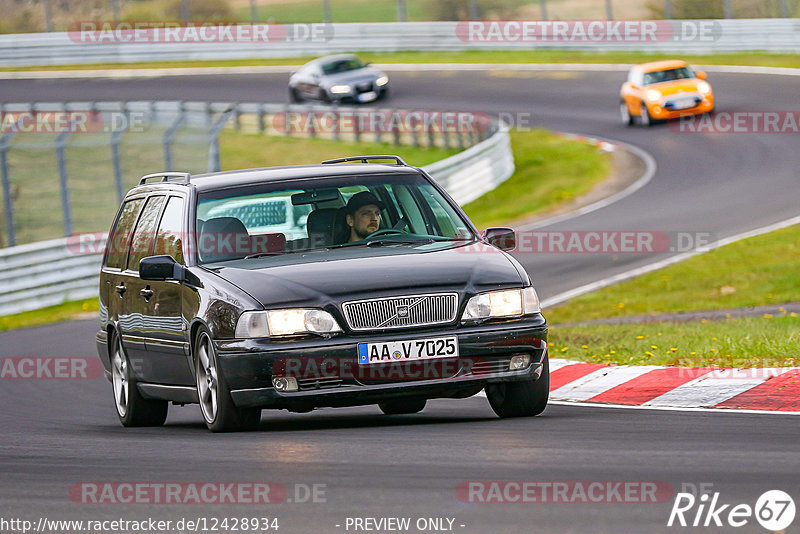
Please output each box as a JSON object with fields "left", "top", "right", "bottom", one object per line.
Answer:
{"left": 345, "top": 191, "right": 385, "bottom": 242}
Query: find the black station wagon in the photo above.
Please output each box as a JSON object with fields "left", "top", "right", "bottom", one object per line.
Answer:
{"left": 96, "top": 156, "right": 549, "bottom": 432}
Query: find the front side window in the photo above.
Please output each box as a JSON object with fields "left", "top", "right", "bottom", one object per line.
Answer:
{"left": 154, "top": 196, "right": 185, "bottom": 264}
{"left": 127, "top": 195, "right": 165, "bottom": 271}
{"left": 195, "top": 173, "right": 476, "bottom": 265}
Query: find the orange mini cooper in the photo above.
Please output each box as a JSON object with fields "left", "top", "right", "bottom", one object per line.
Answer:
{"left": 620, "top": 60, "right": 714, "bottom": 127}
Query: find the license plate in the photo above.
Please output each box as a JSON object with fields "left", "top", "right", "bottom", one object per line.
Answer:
{"left": 357, "top": 91, "right": 377, "bottom": 103}
{"left": 358, "top": 336, "right": 458, "bottom": 365}
{"left": 672, "top": 98, "right": 696, "bottom": 110}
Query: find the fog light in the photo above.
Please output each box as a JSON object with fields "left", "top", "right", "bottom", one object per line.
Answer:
{"left": 509, "top": 354, "right": 530, "bottom": 370}
{"left": 272, "top": 376, "right": 298, "bottom": 392}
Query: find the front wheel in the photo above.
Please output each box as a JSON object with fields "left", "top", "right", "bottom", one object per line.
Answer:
{"left": 639, "top": 101, "right": 652, "bottom": 127}
{"left": 289, "top": 87, "right": 302, "bottom": 103}
{"left": 195, "top": 328, "right": 261, "bottom": 432}
{"left": 485, "top": 355, "right": 549, "bottom": 418}
{"left": 110, "top": 331, "right": 168, "bottom": 427}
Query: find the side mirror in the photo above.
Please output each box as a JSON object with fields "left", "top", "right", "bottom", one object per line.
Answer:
{"left": 482, "top": 228, "right": 516, "bottom": 251}
{"left": 696, "top": 70, "right": 707, "bottom": 80}
{"left": 140, "top": 255, "right": 185, "bottom": 282}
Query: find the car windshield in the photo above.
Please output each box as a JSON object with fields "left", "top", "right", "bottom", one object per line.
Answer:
{"left": 321, "top": 57, "right": 365, "bottom": 75}
{"left": 642, "top": 67, "right": 694, "bottom": 85}
{"left": 195, "top": 173, "right": 476, "bottom": 264}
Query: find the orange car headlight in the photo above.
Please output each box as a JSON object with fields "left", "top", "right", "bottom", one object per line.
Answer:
{"left": 646, "top": 89, "right": 661, "bottom": 102}
{"left": 697, "top": 81, "right": 712, "bottom": 94}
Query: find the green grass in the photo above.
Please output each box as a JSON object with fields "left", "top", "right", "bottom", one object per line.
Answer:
{"left": 239, "top": 0, "right": 431, "bottom": 24}
{"left": 462, "top": 129, "right": 611, "bottom": 229}
{"left": 549, "top": 316, "right": 800, "bottom": 368}
{"left": 545, "top": 224, "right": 800, "bottom": 325}
{"left": 218, "top": 129, "right": 459, "bottom": 169}
{"left": 0, "top": 298, "right": 99, "bottom": 332}
{"left": 4, "top": 50, "right": 800, "bottom": 72}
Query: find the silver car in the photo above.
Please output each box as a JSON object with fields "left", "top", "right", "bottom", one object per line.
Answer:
{"left": 289, "top": 54, "right": 390, "bottom": 104}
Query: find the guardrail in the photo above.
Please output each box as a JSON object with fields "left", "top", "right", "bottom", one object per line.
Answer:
{"left": 0, "top": 104, "right": 514, "bottom": 316}
{"left": 1, "top": 19, "right": 800, "bottom": 67}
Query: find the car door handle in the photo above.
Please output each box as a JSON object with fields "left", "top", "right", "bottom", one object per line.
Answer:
{"left": 140, "top": 288, "right": 154, "bottom": 300}
{"left": 115, "top": 284, "right": 126, "bottom": 296}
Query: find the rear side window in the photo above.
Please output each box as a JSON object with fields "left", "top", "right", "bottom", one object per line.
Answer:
{"left": 126, "top": 196, "right": 165, "bottom": 272}
{"left": 154, "top": 196, "right": 185, "bottom": 264}
{"left": 105, "top": 198, "right": 144, "bottom": 270}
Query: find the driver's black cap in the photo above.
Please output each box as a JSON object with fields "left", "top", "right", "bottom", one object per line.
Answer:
{"left": 345, "top": 191, "right": 385, "bottom": 214}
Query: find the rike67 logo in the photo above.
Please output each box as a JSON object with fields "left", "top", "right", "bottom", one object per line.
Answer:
{"left": 668, "top": 486, "right": 795, "bottom": 531}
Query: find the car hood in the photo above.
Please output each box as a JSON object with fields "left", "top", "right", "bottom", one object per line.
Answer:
{"left": 648, "top": 79, "right": 704, "bottom": 97}
{"left": 322, "top": 67, "right": 384, "bottom": 86}
{"left": 212, "top": 242, "right": 524, "bottom": 309}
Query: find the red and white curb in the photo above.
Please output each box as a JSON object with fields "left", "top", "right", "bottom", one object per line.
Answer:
{"left": 544, "top": 359, "right": 800, "bottom": 413}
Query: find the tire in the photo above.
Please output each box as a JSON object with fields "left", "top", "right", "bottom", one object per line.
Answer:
{"left": 379, "top": 398, "right": 427, "bottom": 415}
{"left": 194, "top": 328, "right": 261, "bottom": 432}
{"left": 639, "top": 101, "right": 652, "bottom": 127}
{"left": 110, "top": 331, "right": 168, "bottom": 427}
{"left": 620, "top": 101, "right": 633, "bottom": 126}
{"left": 289, "top": 87, "right": 302, "bottom": 103}
{"left": 485, "top": 355, "right": 549, "bottom": 418}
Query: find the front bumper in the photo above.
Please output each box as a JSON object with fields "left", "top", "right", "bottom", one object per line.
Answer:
{"left": 649, "top": 95, "right": 714, "bottom": 119}
{"left": 214, "top": 315, "right": 547, "bottom": 409}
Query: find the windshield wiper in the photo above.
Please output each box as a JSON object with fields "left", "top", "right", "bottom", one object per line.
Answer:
{"left": 366, "top": 237, "right": 435, "bottom": 247}
{"left": 244, "top": 251, "right": 286, "bottom": 259}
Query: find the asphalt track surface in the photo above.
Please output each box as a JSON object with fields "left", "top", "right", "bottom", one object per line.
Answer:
{"left": 1, "top": 68, "right": 799, "bottom": 533}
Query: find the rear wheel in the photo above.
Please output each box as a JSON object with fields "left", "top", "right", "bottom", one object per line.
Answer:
{"left": 195, "top": 328, "right": 261, "bottom": 432}
{"left": 620, "top": 101, "right": 633, "bottom": 126}
{"left": 379, "top": 398, "right": 427, "bottom": 415}
{"left": 485, "top": 355, "right": 549, "bottom": 418}
{"left": 639, "top": 101, "right": 652, "bottom": 127}
{"left": 110, "top": 331, "right": 168, "bottom": 427}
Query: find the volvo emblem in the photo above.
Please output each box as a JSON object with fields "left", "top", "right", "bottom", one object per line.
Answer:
{"left": 396, "top": 305, "right": 410, "bottom": 318}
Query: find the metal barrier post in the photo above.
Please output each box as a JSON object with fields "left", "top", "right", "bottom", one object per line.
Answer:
{"left": 207, "top": 108, "right": 234, "bottom": 173}
{"left": 0, "top": 130, "right": 16, "bottom": 247}
{"left": 111, "top": 103, "right": 129, "bottom": 203}
{"left": 55, "top": 129, "right": 73, "bottom": 237}
{"left": 163, "top": 103, "right": 186, "bottom": 171}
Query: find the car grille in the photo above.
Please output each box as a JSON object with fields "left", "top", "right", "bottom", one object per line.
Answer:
{"left": 297, "top": 377, "right": 344, "bottom": 391}
{"left": 342, "top": 293, "right": 459, "bottom": 331}
{"left": 468, "top": 357, "right": 515, "bottom": 376}
{"left": 356, "top": 82, "right": 373, "bottom": 93}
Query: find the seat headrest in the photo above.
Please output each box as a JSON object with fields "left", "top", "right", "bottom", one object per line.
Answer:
{"left": 306, "top": 208, "right": 340, "bottom": 247}
{"left": 199, "top": 217, "right": 249, "bottom": 263}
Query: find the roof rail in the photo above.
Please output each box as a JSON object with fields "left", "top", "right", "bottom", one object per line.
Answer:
{"left": 321, "top": 155, "right": 408, "bottom": 166}
{"left": 139, "top": 172, "right": 191, "bottom": 186}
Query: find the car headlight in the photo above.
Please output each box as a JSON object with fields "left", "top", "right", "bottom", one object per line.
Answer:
{"left": 330, "top": 85, "right": 351, "bottom": 94}
{"left": 235, "top": 309, "right": 343, "bottom": 338}
{"left": 461, "top": 287, "right": 540, "bottom": 321}
{"left": 376, "top": 75, "right": 389, "bottom": 86}
{"left": 697, "top": 81, "right": 711, "bottom": 94}
{"left": 646, "top": 89, "right": 661, "bottom": 102}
